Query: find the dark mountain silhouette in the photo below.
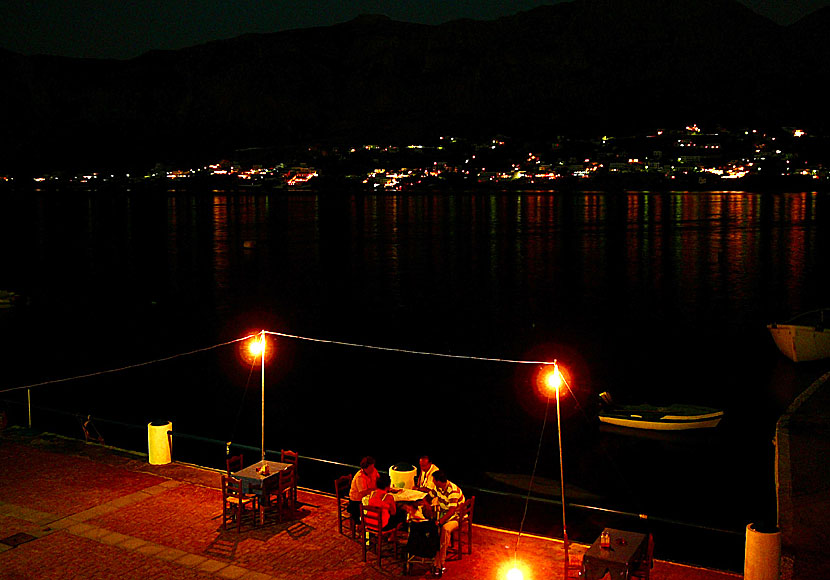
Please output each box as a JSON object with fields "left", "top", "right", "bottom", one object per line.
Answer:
{"left": 1, "top": 0, "right": 828, "bottom": 173}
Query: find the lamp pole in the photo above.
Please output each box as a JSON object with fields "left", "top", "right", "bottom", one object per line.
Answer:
{"left": 555, "top": 374, "right": 568, "bottom": 564}
{"left": 546, "top": 363, "right": 569, "bottom": 573}
{"left": 259, "top": 330, "right": 266, "bottom": 463}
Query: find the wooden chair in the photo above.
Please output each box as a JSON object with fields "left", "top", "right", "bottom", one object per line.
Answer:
{"left": 335, "top": 475, "right": 357, "bottom": 538}
{"left": 458, "top": 496, "right": 475, "bottom": 555}
{"left": 226, "top": 454, "right": 243, "bottom": 477}
{"left": 630, "top": 533, "right": 654, "bottom": 580}
{"left": 278, "top": 464, "right": 297, "bottom": 519}
{"left": 448, "top": 496, "right": 475, "bottom": 559}
{"left": 221, "top": 475, "right": 258, "bottom": 532}
{"left": 361, "top": 504, "right": 402, "bottom": 568}
{"left": 226, "top": 453, "right": 260, "bottom": 503}
{"left": 564, "top": 541, "right": 583, "bottom": 579}
{"left": 281, "top": 450, "right": 299, "bottom": 504}
{"left": 281, "top": 449, "right": 298, "bottom": 470}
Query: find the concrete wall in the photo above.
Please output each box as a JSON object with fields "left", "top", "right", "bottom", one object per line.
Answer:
{"left": 775, "top": 371, "right": 830, "bottom": 580}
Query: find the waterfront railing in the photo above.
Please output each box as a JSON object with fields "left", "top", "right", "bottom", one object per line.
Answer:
{"left": 1, "top": 396, "right": 742, "bottom": 541}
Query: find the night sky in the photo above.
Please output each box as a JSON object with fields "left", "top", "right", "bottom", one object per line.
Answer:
{"left": 2, "top": 0, "right": 829, "bottom": 60}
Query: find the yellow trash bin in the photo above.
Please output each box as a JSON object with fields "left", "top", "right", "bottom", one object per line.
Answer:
{"left": 147, "top": 421, "right": 172, "bottom": 465}
{"left": 389, "top": 463, "right": 417, "bottom": 489}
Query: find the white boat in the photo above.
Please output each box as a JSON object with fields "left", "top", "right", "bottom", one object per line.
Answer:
{"left": 768, "top": 309, "right": 830, "bottom": 362}
{"left": 598, "top": 393, "right": 723, "bottom": 431}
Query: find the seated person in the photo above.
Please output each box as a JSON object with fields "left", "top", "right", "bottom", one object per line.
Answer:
{"left": 429, "top": 470, "right": 465, "bottom": 577}
{"left": 362, "top": 473, "right": 407, "bottom": 530}
{"left": 348, "top": 456, "right": 379, "bottom": 522}
{"left": 402, "top": 497, "right": 432, "bottom": 523}
{"left": 416, "top": 454, "right": 440, "bottom": 492}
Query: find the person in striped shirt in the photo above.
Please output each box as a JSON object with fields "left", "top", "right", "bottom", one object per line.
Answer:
{"left": 429, "top": 470, "right": 465, "bottom": 577}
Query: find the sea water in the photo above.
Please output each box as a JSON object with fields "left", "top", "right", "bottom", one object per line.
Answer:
{"left": 2, "top": 188, "right": 829, "bottom": 571}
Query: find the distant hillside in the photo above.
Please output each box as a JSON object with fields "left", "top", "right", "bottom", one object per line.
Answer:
{"left": 1, "top": 0, "right": 828, "bottom": 173}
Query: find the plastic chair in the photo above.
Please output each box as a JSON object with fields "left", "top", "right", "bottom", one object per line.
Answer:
{"left": 630, "top": 533, "right": 654, "bottom": 580}
{"left": 221, "top": 475, "right": 258, "bottom": 532}
{"left": 335, "top": 475, "right": 357, "bottom": 538}
{"left": 361, "top": 504, "right": 401, "bottom": 568}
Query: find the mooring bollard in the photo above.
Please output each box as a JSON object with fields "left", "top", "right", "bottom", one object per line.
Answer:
{"left": 745, "top": 522, "right": 781, "bottom": 580}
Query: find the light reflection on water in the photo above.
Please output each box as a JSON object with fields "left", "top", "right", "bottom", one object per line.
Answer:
{"left": 1, "top": 188, "right": 828, "bottom": 570}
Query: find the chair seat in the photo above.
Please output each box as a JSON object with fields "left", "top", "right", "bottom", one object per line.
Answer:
{"left": 226, "top": 495, "right": 256, "bottom": 505}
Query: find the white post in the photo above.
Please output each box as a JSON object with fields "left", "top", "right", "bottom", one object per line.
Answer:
{"left": 260, "top": 330, "right": 266, "bottom": 463}
{"left": 556, "top": 385, "right": 568, "bottom": 558}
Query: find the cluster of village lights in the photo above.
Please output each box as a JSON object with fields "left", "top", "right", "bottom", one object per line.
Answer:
{"left": 245, "top": 332, "right": 569, "bottom": 580}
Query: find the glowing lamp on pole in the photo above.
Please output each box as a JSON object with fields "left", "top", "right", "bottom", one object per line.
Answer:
{"left": 544, "top": 361, "right": 570, "bottom": 575}
{"left": 247, "top": 331, "right": 267, "bottom": 463}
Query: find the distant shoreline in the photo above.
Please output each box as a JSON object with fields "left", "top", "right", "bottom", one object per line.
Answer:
{"left": 2, "top": 170, "right": 828, "bottom": 195}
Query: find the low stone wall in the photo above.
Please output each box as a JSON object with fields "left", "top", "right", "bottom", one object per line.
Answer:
{"left": 775, "top": 371, "right": 830, "bottom": 580}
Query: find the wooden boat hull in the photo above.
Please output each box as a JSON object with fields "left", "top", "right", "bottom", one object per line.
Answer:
{"left": 768, "top": 322, "right": 830, "bottom": 362}
{"left": 598, "top": 412, "right": 723, "bottom": 431}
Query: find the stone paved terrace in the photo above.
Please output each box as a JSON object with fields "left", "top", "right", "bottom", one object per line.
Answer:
{"left": 0, "top": 428, "right": 741, "bottom": 580}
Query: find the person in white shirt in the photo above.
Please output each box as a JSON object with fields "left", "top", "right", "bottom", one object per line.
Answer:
{"left": 416, "top": 455, "right": 439, "bottom": 492}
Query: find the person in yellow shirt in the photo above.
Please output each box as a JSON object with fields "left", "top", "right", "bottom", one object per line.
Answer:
{"left": 348, "top": 456, "right": 378, "bottom": 522}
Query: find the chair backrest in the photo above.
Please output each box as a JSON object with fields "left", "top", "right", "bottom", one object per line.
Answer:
{"left": 281, "top": 449, "right": 298, "bottom": 469}
{"left": 361, "top": 504, "right": 385, "bottom": 534}
{"left": 278, "top": 464, "right": 295, "bottom": 491}
{"left": 631, "top": 533, "right": 655, "bottom": 578}
{"left": 462, "top": 496, "right": 475, "bottom": 522}
{"left": 222, "top": 475, "right": 244, "bottom": 498}
{"left": 226, "top": 454, "right": 243, "bottom": 476}
{"left": 335, "top": 474, "right": 351, "bottom": 504}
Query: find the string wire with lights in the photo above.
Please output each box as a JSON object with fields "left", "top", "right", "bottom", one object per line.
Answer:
{"left": 0, "top": 330, "right": 557, "bottom": 395}
{"left": 0, "top": 336, "right": 252, "bottom": 394}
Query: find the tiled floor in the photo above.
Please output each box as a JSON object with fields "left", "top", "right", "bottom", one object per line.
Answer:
{"left": 0, "top": 430, "right": 741, "bottom": 580}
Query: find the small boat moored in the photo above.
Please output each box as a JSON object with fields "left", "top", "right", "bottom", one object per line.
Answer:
{"left": 767, "top": 308, "right": 830, "bottom": 362}
{"left": 598, "top": 392, "right": 724, "bottom": 431}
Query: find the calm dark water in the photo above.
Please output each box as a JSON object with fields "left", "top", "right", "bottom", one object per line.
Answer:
{"left": 2, "top": 188, "right": 829, "bottom": 570}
